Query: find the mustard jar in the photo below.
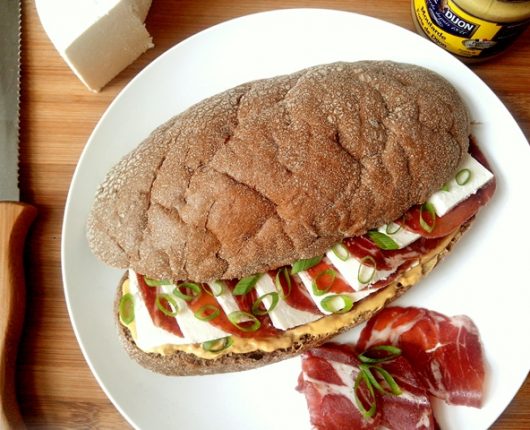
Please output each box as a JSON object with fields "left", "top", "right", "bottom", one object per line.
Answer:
{"left": 412, "top": 0, "right": 530, "bottom": 61}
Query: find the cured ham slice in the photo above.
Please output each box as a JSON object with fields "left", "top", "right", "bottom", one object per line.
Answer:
{"left": 378, "top": 354, "right": 438, "bottom": 430}
{"left": 297, "top": 343, "right": 436, "bottom": 430}
{"left": 136, "top": 273, "right": 184, "bottom": 337}
{"left": 268, "top": 269, "right": 321, "bottom": 314}
{"left": 297, "top": 344, "right": 380, "bottom": 430}
{"left": 357, "top": 307, "right": 485, "bottom": 408}
{"left": 400, "top": 141, "right": 496, "bottom": 239}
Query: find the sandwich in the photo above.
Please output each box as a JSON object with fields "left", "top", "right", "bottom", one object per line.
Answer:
{"left": 86, "top": 61, "right": 496, "bottom": 376}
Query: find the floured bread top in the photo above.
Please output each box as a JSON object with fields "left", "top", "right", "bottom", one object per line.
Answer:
{"left": 86, "top": 61, "right": 470, "bottom": 282}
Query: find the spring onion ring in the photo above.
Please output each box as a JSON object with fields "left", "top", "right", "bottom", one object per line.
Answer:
{"left": 354, "top": 368, "right": 377, "bottom": 419}
{"left": 274, "top": 267, "right": 292, "bottom": 299}
{"left": 331, "top": 243, "right": 350, "bottom": 261}
{"left": 358, "top": 255, "right": 377, "bottom": 284}
{"left": 227, "top": 311, "right": 261, "bottom": 332}
{"left": 320, "top": 294, "right": 354, "bottom": 314}
{"left": 194, "top": 304, "right": 221, "bottom": 321}
{"left": 144, "top": 276, "right": 172, "bottom": 287}
{"left": 456, "top": 168, "right": 472, "bottom": 185}
{"left": 233, "top": 274, "right": 261, "bottom": 296}
{"left": 312, "top": 269, "right": 336, "bottom": 296}
{"left": 372, "top": 366, "right": 402, "bottom": 396}
{"left": 119, "top": 293, "right": 135, "bottom": 324}
{"left": 358, "top": 345, "right": 402, "bottom": 364}
{"left": 173, "top": 282, "right": 202, "bottom": 302}
{"left": 419, "top": 202, "right": 436, "bottom": 233}
{"left": 359, "top": 364, "right": 385, "bottom": 394}
{"left": 202, "top": 336, "right": 233, "bottom": 353}
{"left": 368, "top": 231, "right": 399, "bottom": 250}
{"left": 155, "top": 293, "right": 179, "bottom": 317}
{"left": 385, "top": 222, "right": 401, "bottom": 235}
{"left": 203, "top": 281, "right": 225, "bottom": 297}
{"left": 291, "top": 255, "right": 323, "bottom": 274}
{"left": 252, "top": 292, "right": 279, "bottom": 316}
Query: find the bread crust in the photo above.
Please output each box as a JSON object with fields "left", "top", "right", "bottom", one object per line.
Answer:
{"left": 115, "top": 219, "right": 471, "bottom": 376}
{"left": 88, "top": 61, "right": 470, "bottom": 283}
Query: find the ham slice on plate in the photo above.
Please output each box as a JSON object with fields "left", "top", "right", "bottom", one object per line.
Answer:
{"left": 297, "top": 343, "right": 437, "bottom": 430}
{"left": 357, "top": 307, "right": 486, "bottom": 408}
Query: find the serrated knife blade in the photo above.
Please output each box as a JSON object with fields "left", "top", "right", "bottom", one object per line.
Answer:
{"left": 0, "top": 2, "right": 36, "bottom": 429}
{"left": 0, "top": 0, "right": 21, "bottom": 202}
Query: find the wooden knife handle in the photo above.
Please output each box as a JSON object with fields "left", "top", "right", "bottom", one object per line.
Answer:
{"left": 0, "top": 202, "right": 37, "bottom": 430}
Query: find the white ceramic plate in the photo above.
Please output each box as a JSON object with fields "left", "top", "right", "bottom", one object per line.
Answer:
{"left": 62, "top": 8, "right": 530, "bottom": 430}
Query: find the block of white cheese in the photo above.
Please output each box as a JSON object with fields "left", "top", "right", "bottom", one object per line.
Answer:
{"left": 158, "top": 284, "right": 229, "bottom": 344}
{"left": 297, "top": 270, "right": 379, "bottom": 315}
{"left": 428, "top": 154, "right": 494, "bottom": 217}
{"left": 207, "top": 281, "right": 239, "bottom": 315}
{"left": 128, "top": 269, "right": 190, "bottom": 349}
{"left": 325, "top": 253, "right": 394, "bottom": 291}
{"left": 35, "top": 0, "right": 154, "bottom": 92}
{"left": 254, "top": 275, "right": 320, "bottom": 330}
{"left": 376, "top": 223, "right": 421, "bottom": 248}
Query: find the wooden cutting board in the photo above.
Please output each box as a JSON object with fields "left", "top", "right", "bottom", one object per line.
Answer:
{"left": 17, "top": 0, "right": 529, "bottom": 428}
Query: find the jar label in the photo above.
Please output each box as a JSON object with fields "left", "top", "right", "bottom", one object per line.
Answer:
{"left": 413, "top": 0, "right": 529, "bottom": 58}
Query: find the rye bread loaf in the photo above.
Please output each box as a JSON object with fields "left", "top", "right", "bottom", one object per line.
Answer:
{"left": 87, "top": 61, "right": 470, "bottom": 283}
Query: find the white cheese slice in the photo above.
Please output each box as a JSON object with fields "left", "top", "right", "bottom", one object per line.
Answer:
{"left": 254, "top": 275, "right": 320, "bottom": 330}
{"left": 325, "top": 253, "right": 394, "bottom": 292}
{"left": 428, "top": 154, "right": 494, "bottom": 217}
{"left": 208, "top": 281, "right": 244, "bottom": 316}
{"left": 376, "top": 223, "right": 421, "bottom": 248}
{"left": 35, "top": 0, "right": 153, "bottom": 92}
{"left": 298, "top": 269, "right": 380, "bottom": 315}
{"left": 127, "top": 269, "right": 189, "bottom": 349}
{"left": 158, "top": 285, "right": 228, "bottom": 344}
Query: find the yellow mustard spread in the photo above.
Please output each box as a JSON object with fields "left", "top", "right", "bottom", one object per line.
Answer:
{"left": 120, "top": 230, "right": 457, "bottom": 360}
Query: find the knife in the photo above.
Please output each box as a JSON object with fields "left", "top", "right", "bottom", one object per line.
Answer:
{"left": 0, "top": 2, "right": 36, "bottom": 429}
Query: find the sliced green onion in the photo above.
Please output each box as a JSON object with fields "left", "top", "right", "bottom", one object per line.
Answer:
{"left": 320, "top": 294, "right": 354, "bottom": 314}
{"left": 372, "top": 366, "right": 402, "bottom": 396}
{"left": 358, "top": 255, "right": 377, "bottom": 284}
{"left": 203, "top": 281, "right": 225, "bottom": 297}
{"left": 274, "top": 267, "right": 292, "bottom": 299}
{"left": 385, "top": 222, "right": 401, "bottom": 235}
{"left": 368, "top": 231, "right": 399, "bottom": 250}
{"left": 456, "top": 168, "right": 472, "bottom": 185}
{"left": 194, "top": 304, "right": 221, "bottom": 321}
{"left": 119, "top": 293, "right": 135, "bottom": 324}
{"left": 144, "top": 276, "right": 172, "bottom": 287}
{"left": 173, "top": 282, "right": 202, "bottom": 302}
{"left": 202, "top": 336, "right": 233, "bottom": 353}
{"left": 291, "top": 255, "right": 323, "bottom": 274}
{"left": 312, "top": 269, "right": 336, "bottom": 296}
{"left": 358, "top": 345, "right": 402, "bottom": 364}
{"left": 354, "top": 368, "right": 377, "bottom": 419}
{"left": 331, "top": 243, "right": 350, "bottom": 261}
{"left": 232, "top": 274, "right": 261, "bottom": 296}
{"left": 359, "top": 364, "right": 385, "bottom": 394}
{"left": 419, "top": 202, "right": 436, "bottom": 233}
{"left": 227, "top": 311, "right": 261, "bottom": 332}
{"left": 252, "top": 292, "right": 279, "bottom": 316}
{"left": 440, "top": 182, "right": 450, "bottom": 192}
{"left": 155, "top": 293, "right": 179, "bottom": 317}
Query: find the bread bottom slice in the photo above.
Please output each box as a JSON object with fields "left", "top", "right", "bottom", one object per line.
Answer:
{"left": 114, "top": 220, "right": 472, "bottom": 376}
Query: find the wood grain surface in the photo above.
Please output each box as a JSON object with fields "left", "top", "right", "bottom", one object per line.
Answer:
{"left": 17, "top": 0, "right": 529, "bottom": 428}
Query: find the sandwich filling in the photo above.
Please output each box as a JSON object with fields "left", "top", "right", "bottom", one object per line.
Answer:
{"left": 118, "top": 142, "right": 495, "bottom": 359}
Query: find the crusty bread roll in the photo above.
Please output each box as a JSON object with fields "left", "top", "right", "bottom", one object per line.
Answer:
{"left": 87, "top": 61, "right": 469, "bottom": 283}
